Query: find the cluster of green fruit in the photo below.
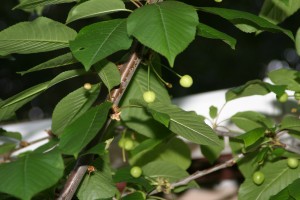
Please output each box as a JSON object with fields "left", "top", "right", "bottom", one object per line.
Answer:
{"left": 143, "top": 74, "right": 193, "bottom": 103}
{"left": 252, "top": 158, "right": 299, "bottom": 185}
{"left": 118, "top": 137, "right": 135, "bottom": 151}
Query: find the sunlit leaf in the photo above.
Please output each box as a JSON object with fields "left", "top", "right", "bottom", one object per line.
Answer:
{"left": 66, "top": 0, "right": 130, "bottom": 23}
{"left": 280, "top": 115, "right": 300, "bottom": 132}
{"left": 197, "top": 22, "right": 236, "bottom": 49}
{"left": 127, "top": 1, "right": 198, "bottom": 66}
{"left": 146, "top": 102, "right": 222, "bottom": 146}
{"left": 14, "top": 0, "right": 76, "bottom": 10}
{"left": 199, "top": 7, "right": 294, "bottom": 40}
{"left": 268, "top": 68, "right": 300, "bottom": 91}
{"left": 226, "top": 80, "right": 269, "bottom": 101}
{"left": 231, "top": 111, "right": 274, "bottom": 131}
{"left": 260, "top": 0, "right": 300, "bottom": 24}
{"left": 239, "top": 160, "right": 300, "bottom": 200}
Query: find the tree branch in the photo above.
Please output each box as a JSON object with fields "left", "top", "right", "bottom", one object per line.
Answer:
{"left": 57, "top": 50, "right": 143, "bottom": 200}
{"left": 148, "top": 153, "right": 244, "bottom": 196}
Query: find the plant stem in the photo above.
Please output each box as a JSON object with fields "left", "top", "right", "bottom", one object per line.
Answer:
{"left": 58, "top": 50, "right": 142, "bottom": 200}
{"left": 148, "top": 153, "right": 244, "bottom": 196}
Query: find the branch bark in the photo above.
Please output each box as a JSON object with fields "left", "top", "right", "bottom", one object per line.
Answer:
{"left": 57, "top": 49, "right": 143, "bottom": 200}
{"left": 148, "top": 153, "right": 244, "bottom": 196}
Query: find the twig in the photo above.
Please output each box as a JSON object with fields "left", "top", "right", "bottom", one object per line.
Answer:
{"left": 148, "top": 154, "right": 244, "bottom": 196}
{"left": 58, "top": 51, "right": 142, "bottom": 200}
{"left": 281, "top": 142, "right": 300, "bottom": 155}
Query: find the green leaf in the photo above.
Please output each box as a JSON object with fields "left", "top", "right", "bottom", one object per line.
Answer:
{"left": 260, "top": 0, "right": 300, "bottom": 24}
{"left": 0, "top": 143, "right": 16, "bottom": 155}
{"left": 229, "top": 138, "right": 258, "bottom": 177}
{"left": 0, "top": 17, "right": 77, "bottom": 55}
{"left": 120, "top": 67, "right": 171, "bottom": 138}
{"left": 288, "top": 178, "right": 300, "bottom": 199}
{"left": 130, "top": 137, "right": 191, "bottom": 170}
{"left": 0, "top": 151, "right": 64, "bottom": 200}
{"left": 113, "top": 167, "right": 153, "bottom": 192}
{"left": 297, "top": 28, "right": 300, "bottom": 56}
{"left": 147, "top": 102, "right": 222, "bottom": 146}
{"left": 0, "top": 128, "right": 22, "bottom": 141}
{"left": 14, "top": 0, "right": 76, "bottom": 10}
{"left": 239, "top": 160, "right": 300, "bottom": 200}
{"left": 280, "top": 115, "right": 300, "bottom": 132}
{"left": 0, "top": 69, "right": 84, "bottom": 121}
{"left": 0, "top": 82, "right": 48, "bottom": 121}
{"left": 81, "top": 143, "right": 106, "bottom": 157}
{"left": 52, "top": 84, "right": 100, "bottom": 135}
{"left": 268, "top": 68, "right": 300, "bottom": 91}
{"left": 127, "top": 1, "right": 198, "bottom": 66}
{"left": 94, "top": 60, "right": 121, "bottom": 91}
{"left": 197, "top": 22, "right": 236, "bottom": 49}
{"left": 226, "top": 80, "right": 269, "bottom": 101}
{"left": 66, "top": 0, "right": 130, "bottom": 24}
{"left": 77, "top": 157, "right": 117, "bottom": 200}
{"left": 70, "top": 19, "right": 132, "bottom": 70}
{"left": 18, "top": 53, "right": 78, "bottom": 75}
{"left": 237, "top": 128, "right": 266, "bottom": 148}
{"left": 142, "top": 160, "right": 189, "bottom": 182}
{"left": 59, "top": 102, "right": 112, "bottom": 155}
{"left": 142, "top": 160, "right": 198, "bottom": 191}
{"left": 200, "top": 139, "right": 224, "bottom": 164}
{"left": 231, "top": 111, "right": 274, "bottom": 131}
{"left": 270, "top": 187, "right": 291, "bottom": 200}
{"left": 209, "top": 105, "right": 218, "bottom": 119}
{"left": 198, "top": 7, "right": 294, "bottom": 40}
{"left": 122, "top": 192, "right": 145, "bottom": 200}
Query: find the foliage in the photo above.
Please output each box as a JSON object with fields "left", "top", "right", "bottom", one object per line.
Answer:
{"left": 0, "top": 0, "right": 300, "bottom": 200}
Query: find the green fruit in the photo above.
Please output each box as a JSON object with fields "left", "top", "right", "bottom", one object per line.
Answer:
{"left": 277, "top": 93, "right": 288, "bottom": 103}
{"left": 118, "top": 138, "right": 126, "bottom": 148}
{"left": 130, "top": 166, "right": 142, "bottom": 178}
{"left": 180, "top": 75, "right": 193, "bottom": 88}
{"left": 294, "top": 92, "right": 300, "bottom": 100}
{"left": 252, "top": 171, "right": 265, "bottom": 185}
{"left": 124, "top": 139, "right": 134, "bottom": 151}
{"left": 287, "top": 157, "right": 299, "bottom": 169}
{"left": 143, "top": 91, "right": 156, "bottom": 103}
{"left": 215, "top": 0, "right": 222, "bottom": 2}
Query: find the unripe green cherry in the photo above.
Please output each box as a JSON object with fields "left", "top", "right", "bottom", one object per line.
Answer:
{"left": 252, "top": 171, "right": 265, "bottom": 185}
{"left": 277, "top": 92, "right": 288, "bottom": 103}
{"left": 118, "top": 138, "right": 126, "bottom": 148}
{"left": 180, "top": 75, "right": 193, "bottom": 88}
{"left": 294, "top": 92, "right": 300, "bottom": 100}
{"left": 287, "top": 157, "right": 299, "bottom": 169}
{"left": 130, "top": 166, "right": 142, "bottom": 178}
{"left": 124, "top": 139, "right": 134, "bottom": 151}
{"left": 143, "top": 91, "right": 156, "bottom": 103}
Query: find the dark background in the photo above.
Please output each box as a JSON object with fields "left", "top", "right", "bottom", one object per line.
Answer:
{"left": 0, "top": 0, "right": 299, "bottom": 121}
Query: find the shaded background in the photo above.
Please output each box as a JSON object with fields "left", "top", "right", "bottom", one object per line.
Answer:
{"left": 0, "top": 0, "right": 299, "bottom": 121}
